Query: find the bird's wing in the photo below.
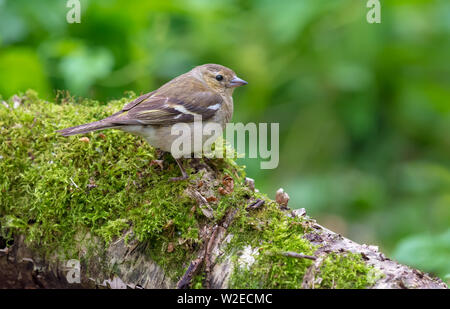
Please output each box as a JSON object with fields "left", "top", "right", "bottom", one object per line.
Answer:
{"left": 121, "top": 91, "right": 156, "bottom": 111}
{"left": 110, "top": 90, "right": 223, "bottom": 126}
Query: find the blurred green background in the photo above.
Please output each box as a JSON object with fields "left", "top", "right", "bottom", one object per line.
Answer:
{"left": 0, "top": 0, "right": 449, "bottom": 281}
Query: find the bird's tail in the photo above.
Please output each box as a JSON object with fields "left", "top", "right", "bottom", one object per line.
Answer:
{"left": 57, "top": 119, "right": 118, "bottom": 136}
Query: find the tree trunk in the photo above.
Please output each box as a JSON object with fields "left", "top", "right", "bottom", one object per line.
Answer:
{"left": 0, "top": 215, "right": 447, "bottom": 289}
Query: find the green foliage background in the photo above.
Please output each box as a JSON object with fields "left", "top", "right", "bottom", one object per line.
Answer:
{"left": 0, "top": 0, "right": 449, "bottom": 280}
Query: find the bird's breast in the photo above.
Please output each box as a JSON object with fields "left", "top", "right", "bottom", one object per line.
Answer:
{"left": 213, "top": 95, "right": 233, "bottom": 125}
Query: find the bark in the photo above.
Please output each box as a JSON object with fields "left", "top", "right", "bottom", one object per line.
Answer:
{"left": 0, "top": 209, "right": 446, "bottom": 289}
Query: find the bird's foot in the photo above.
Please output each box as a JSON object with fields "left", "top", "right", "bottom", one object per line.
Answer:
{"left": 156, "top": 149, "right": 168, "bottom": 160}
{"left": 170, "top": 158, "right": 189, "bottom": 181}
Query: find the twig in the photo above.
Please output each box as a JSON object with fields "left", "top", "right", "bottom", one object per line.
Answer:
{"left": 282, "top": 251, "right": 317, "bottom": 260}
{"left": 69, "top": 177, "right": 79, "bottom": 189}
{"left": 191, "top": 191, "right": 214, "bottom": 219}
{"left": 204, "top": 225, "right": 220, "bottom": 289}
{"left": 176, "top": 206, "right": 239, "bottom": 289}
{"left": 176, "top": 255, "right": 205, "bottom": 289}
{"left": 221, "top": 208, "right": 238, "bottom": 229}
{"left": 245, "top": 199, "right": 265, "bottom": 211}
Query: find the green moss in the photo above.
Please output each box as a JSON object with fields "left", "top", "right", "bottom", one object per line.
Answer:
{"left": 96, "top": 219, "right": 130, "bottom": 244}
{"left": 228, "top": 198, "right": 316, "bottom": 288}
{"left": 316, "top": 252, "right": 378, "bottom": 289}
{"left": 0, "top": 91, "right": 206, "bottom": 277}
{"left": 227, "top": 198, "right": 377, "bottom": 289}
{"left": 192, "top": 273, "right": 205, "bottom": 289}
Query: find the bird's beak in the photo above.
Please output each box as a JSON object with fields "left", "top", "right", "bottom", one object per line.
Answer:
{"left": 229, "top": 76, "right": 248, "bottom": 87}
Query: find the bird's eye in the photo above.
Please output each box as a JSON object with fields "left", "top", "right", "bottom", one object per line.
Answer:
{"left": 215, "top": 74, "right": 223, "bottom": 81}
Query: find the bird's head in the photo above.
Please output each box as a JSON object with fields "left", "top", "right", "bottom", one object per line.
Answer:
{"left": 193, "top": 64, "right": 248, "bottom": 94}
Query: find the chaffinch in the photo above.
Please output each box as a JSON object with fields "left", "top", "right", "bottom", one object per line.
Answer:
{"left": 57, "top": 64, "right": 248, "bottom": 180}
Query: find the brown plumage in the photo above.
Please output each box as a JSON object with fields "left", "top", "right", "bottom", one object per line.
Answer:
{"left": 57, "top": 64, "right": 248, "bottom": 180}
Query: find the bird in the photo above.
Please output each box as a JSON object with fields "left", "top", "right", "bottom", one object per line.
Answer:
{"left": 57, "top": 63, "right": 248, "bottom": 181}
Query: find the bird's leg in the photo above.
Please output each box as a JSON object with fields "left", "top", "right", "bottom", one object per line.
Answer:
{"left": 170, "top": 158, "right": 189, "bottom": 181}
{"left": 149, "top": 149, "right": 166, "bottom": 171}
{"left": 202, "top": 156, "right": 218, "bottom": 172}
{"left": 156, "top": 149, "right": 167, "bottom": 160}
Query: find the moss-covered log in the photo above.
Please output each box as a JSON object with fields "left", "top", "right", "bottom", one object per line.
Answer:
{"left": 0, "top": 91, "right": 447, "bottom": 289}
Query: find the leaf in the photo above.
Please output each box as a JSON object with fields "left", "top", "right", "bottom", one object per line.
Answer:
{"left": 393, "top": 229, "right": 450, "bottom": 280}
